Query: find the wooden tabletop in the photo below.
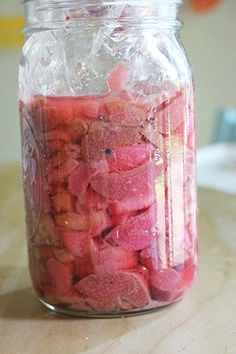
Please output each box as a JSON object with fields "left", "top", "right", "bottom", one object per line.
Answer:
{"left": 0, "top": 164, "right": 236, "bottom": 354}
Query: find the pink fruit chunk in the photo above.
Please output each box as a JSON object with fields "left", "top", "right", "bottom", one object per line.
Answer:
{"left": 30, "top": 262, "right": 51, "bottom": 293}
{"left": 47, "top": 159, "right": 79, "bottom": 188}
{"left": 61, "top": 230, "right": 89, "bottom": 257}
{"left": 90, "top": 160, "right": 162, "bottom": 203}
{"left": 44, "top": 141, "right": 81, "bottom": 161}
{"left": 55, "top": 210, "right": 110, "bottom": 233}
{"left": 52, "top": 247, "right": 75, "bottom": 264}
{"left": 75, "top": 240, "right": 137, "bottom": 279}
{"left": 107, "top": 63, "right": 129, "bottom": 91}
{"left": 107, "top": 143, "right": 152, "bottom": 172}
{"left": 41, "top": 97, "right": 75, "bottom": 124}
{"left": 43, "top": 287, "right": 92, "bottom": 311}
{"left": 34, "top": 213, "right": 61, "bottom": 247}
{"left": 105, "top": 98, "right": 145, "bottom": 127}
{"left": 31, "top": 94, "right": 109, "bottom": 128}
{"left": 59, "top": 158, "right": 79, "bottom": 176}
{"left": 81, "top": 125, "right": 141, "bottom": 162}
{"left": 33, "top": 96, "right": 85, "bottom": 126}
{"left": 62, "top": 143, "right": 81, "bottom": 160}
{"left": 75, "top": 253, "right": 94, "bottom": 279}
{"left": 46, "top": 258, "right": 74, "bottom": 295}
{"left": 109, "top": 194, "right": 156, "bottom": 215}
{"left": 44, "top": 143, "right": 81, "bottom": 168}
{"left": 78, "top": 100, "right": 100, "bottom": 119}
{"left": 180, "top": 262, "right": 196, "bottom": 288}
{"left": 42, "top": 128, "right": 70, "bottom": 144}
{"left": 76, "top": 188, "right": 109, "bottom": 214}
{"left": 29, "top": 247, "right": 53, "bottom": 292}
{"left": 136, "top": 84, "right": 180, "bottom": 112}
{"left": 75, "top": 271, "right": 150, "bottom": 312}
{"left": 68, "top": 160, "right": 109, "bottom": 197}
{"left": 92, "top": 242, "right": 138, "bottom": 274}
{"left": 131, "top": 264, "right": 150, "bottom": 283}
{"left": 68, "top": 118, "right": 88, "bottom": 142}
{"left": 140, "top": 124, "right": 163, "bottom": 147}
{"left": 107, "top": 203, "right": 158, "bottom": 251}
{"left": 73, "top": 94, "right": 111, "bottom": 120}
{"left": 68, "top": 162, "right": 96, "bottom": 196}
{"left": 51, "top": 190, "right": 73, "bottom": 213}
{"left": 24, "top": 173, "right": 52, "bottom": 212}
{"left": 152, "top": 92, "right": 186, "bottom": 135}
{"left": 30, "top": 97, "right": 63, "bottom": 132}
{"left": 33, "top": 246, "right": 54, "bottom": 261}
{"left": 149, "top": 268, "right": 182, "bottom": 301}
{"left": 29, "top": 93, "right": 111, "bottom": 131}
{"left": 140, "top": 246, "right": 160, "bottom": 271}
{"left": 42, "top": 140, "right": 67, "bottom": 159}
{"left": 111, "top": 211, "right": 138, "bottom": 226}
{"left": 39, "top": 128, "right": 70, "bottom": 158}
{"left": 66, "top": 290, "right": 93, "bottom": 312}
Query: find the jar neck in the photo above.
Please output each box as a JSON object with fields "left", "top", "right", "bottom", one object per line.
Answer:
{"left": 23, "top": 0, "right": 182, "bottom": 33}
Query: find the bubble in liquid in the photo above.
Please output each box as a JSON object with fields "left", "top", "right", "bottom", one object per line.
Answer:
{"left": 151, "top": 224, "right": 160, "bottom": 238}
{"left": 98, "top": 114, "right": 110, "bottom": 122}
{"left": 147, "top": 114, "right": 154, "bottom": 123}
{"left": 151, "top": 106, "right": 158, "bottom": 114}
{"left": 153, "top": 148, "right": 161, "bottom": 162}
{"left": 147, "top": 106, "right": 158, "bottom": 123}
{"left": 151, "top": 123, "right": 158, "bottom": 132}
{"left": 77, "top": 62, "right": 87, "bottom": 77}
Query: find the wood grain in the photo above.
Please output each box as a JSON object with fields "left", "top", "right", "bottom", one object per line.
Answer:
{"left": 0, "top": 164, "right": 236, "bottom": 354}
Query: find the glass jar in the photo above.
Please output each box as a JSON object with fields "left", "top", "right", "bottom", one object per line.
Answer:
{"left": 19, "top": 0, "right": 198, "bottom": 317}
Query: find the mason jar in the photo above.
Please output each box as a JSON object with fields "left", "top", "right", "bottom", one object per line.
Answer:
{"left": 19, "top": 0, "right": 198, "bottom": 317}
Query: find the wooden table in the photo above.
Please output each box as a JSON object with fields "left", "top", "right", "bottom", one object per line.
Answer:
{"left": 0, "top": 164, "right": 236, "bottom": 354}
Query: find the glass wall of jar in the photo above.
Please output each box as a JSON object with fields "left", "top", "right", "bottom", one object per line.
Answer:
{"left": 19, "top": 0, "right": 198, "bottom": 317}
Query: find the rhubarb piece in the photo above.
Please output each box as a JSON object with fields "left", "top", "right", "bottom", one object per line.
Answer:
{"left": 81, "top": 125, "right": 141, "bottom": 162}
{"left": 90, "top": 160, "right": 162, "bottom": 204}
{"left": 107, "top": 204, "right": 158, "bottom": 251}
{"left": 75, "top": 271, "right": 150, "bottom": 312}
{"left": 107, "top": 63, "right": 129, "bottom": 91}
{"left": 46, "top": 258, "right": 74, "bottom": 295}
{"left": 149, "top": 268, "right": 182, "bottom": 301}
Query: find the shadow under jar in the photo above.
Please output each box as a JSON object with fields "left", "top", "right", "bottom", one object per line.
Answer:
{"left": 19, "top": 0, "right": 198, "bottom": 317}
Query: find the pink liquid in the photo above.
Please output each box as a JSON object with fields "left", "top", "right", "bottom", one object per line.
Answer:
{"left": 20, "top": 85, "right": 197, "bottom": 314}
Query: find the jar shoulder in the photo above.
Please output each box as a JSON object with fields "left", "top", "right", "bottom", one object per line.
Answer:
{"left": 19, "top": 29, "right": 193, "bottom": 97}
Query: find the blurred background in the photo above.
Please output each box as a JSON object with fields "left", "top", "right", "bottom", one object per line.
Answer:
{"left": 0, "top": 0, "right": 236, "bottom": 165}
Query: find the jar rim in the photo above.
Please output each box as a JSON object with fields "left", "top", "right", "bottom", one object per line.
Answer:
{"left": 22, "top": 0, "right": 182, "bottom": 33}
{"left": 23, "top": 0, "right": 183, "bottom": 9}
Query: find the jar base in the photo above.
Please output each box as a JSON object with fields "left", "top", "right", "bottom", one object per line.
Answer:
{"left": 39, "top": 296, "right": 183, "bottom": 318}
